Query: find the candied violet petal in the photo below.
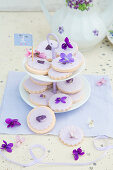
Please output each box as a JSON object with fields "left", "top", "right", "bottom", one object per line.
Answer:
{"left": 65, "top": 37, "right": 69, "bottom": 43}
{"left": 37, "top": 60, "right": 45, "bottom": 64}
{"left": 62, "top": 43, "right": 67, "bottom": 50}
{"left": 45, "top": 44, "right": 52, "bottom": 50}
{"left": 7, "top": 143, "right": 13, "bottom": 148}
{"left": 61, "top": 97, "right": 67, "bottom": 103}
{"left": 3, "top": 140, "right": 7, "bottom": 145}
{"left": 36, "top": 115, "right": 46, "bottom": 122}
{"left": 74, "top": 153, "right": 79, "bottom": 160}
{"left": 5, "top": 118, "right": 12, "bottom": 124}
{"left": 6, "top": 148, "right": 12, "bottom": 153}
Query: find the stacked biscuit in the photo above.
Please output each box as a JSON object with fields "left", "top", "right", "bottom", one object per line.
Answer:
{"left": 25, "top": 40, "right": 84, "bottom": 80}
{"left": 23, "top": 76, "right": 84, "bottom": 113}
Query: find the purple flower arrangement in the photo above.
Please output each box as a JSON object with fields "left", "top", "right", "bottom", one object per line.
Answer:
{"left": 66, "top": 0, "right": 93, "bottom": 11}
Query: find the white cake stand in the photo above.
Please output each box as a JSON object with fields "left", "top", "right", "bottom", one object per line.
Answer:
{"left": 23, "top": 58, "right": 86, "bottom": 82}
{"left": 19, "top": 75, "right": 91, "bottom": 113}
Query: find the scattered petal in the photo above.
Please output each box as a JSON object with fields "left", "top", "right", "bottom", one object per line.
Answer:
{"left": 96, "top": 78, "right": 106, "bottom": 86}
{"left": 58, "top": 26, "right": 64, "bottom": 34}
{"left": 93, "top": 29, "right": 99, "bottom": 36}
{"left": 72, "top": 147, "right": 85, "bottom": 161}
{"left": 5, "top": 118, "right": 21, "bottom": 128}
{"left": 88, "top": 119, "right": 94, "bottom": 128}
{"left": 15, "top": 136, "right": 25, "bottom": 147}
{"left": 0, "top": 140, "right": 13, "bottom": 153}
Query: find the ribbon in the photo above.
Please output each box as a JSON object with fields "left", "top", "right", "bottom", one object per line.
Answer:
{"left": 47, "top": 33, "right": 60, "bottom": 94}
{"left": 0, "top": 135, "right": 113, "bottom": 167}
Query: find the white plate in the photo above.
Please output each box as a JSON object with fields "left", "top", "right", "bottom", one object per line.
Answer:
{"left": 107, "top": 24, "right": 113, "bottom": 44}
{"left": 19, "top": 75, "right": 91, "bottom": 113}
{"left": 23, "top": 58, "right": 86, "bottom": 82}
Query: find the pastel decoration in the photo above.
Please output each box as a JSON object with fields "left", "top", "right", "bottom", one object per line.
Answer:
{"left": 32, "top": 47, "right": 33, "bottom": 61}
{"left": 47, "top": 33, "right": 60, "bottom": 59}
{"left": 15, "top": 136, "right": 25, "bottom": 147}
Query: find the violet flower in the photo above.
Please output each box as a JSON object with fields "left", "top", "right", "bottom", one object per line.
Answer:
{"left": 93, "top": 29, "right": 99, "bottom": 36}
{"left": 62, "top": 37, "right": 73, "bottom": 50}
{"left": 58, "top": 26, "right": 64, "bottom": 34}
{"left": 5, "top": 118, "right": 21, "bottom": 128}
{"left": 0, "top": 140, "right": 13, "bottom": 153}
{"left": 36, "top": 115, "right": 46, "bottom": 122}
{"left": 73, "top": 147, "right": 85, "bottom": 160}
{"left": 55, "top": 97, "right": 67, "bottom": 104}
{"left": 37, "top": 60, "right": 45, "bottom": 64}
{"left": 59, "top": 53, "right": 74, "bottom": 64}
{"left": 66, "top": 0, "right": 93, "bottom": 11}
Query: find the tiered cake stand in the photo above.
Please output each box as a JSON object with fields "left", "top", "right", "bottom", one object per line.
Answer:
{"left": 19, "top": 33, "right": 91, "bottom": 113}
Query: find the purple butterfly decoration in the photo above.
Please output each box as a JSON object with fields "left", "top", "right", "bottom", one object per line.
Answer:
{"left": 55, "top": 97, "right": 67, "bottom": 104}
{"left": 62, "top": 37, "right": 73, "bottom": 50}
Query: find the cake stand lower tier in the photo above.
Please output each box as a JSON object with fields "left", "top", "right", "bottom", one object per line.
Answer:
{"left": 19, "top": 75, "right": 91, "bottom": 113}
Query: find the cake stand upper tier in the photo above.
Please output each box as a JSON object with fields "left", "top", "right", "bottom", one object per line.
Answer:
{"left": 23, "top": 58, "right": 86, "bottom": 83}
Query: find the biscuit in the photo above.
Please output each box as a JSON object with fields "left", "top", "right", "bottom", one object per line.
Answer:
{"left": 27, "top": 106, "right": 56, "bottom": 134}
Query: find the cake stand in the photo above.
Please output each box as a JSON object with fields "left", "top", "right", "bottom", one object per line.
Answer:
{"left": 19, "top": 33, "right": 91, "bottom": 113}
{"left": 19, "top": 75, "right": 91, "bottom": 113}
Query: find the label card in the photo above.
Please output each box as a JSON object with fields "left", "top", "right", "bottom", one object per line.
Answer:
{"left": 14, "top": 33, "right": 33, "bottom": 46}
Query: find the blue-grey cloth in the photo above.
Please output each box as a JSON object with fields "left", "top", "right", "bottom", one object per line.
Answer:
{"left": 0, "top": 71, "right": 113, "bottom": 137}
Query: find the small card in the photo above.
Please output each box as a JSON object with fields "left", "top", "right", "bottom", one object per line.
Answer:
{"left": 14, "top": 33, "right": 33, "bottom": 46}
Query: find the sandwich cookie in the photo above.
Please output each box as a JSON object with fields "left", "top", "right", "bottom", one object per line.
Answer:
{"left": 49, "top": 93, "right": 72, "bottom": 112}
{"left": 27, "top": 106, "right": 56, "bottom": 134}
{"left": 23, "top": 78, "right": 47, "bottom": 94}
{"left": 57, "top": 77, "right": 83, "bottom": 94}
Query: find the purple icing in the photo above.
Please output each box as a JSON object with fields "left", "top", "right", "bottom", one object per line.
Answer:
{"left": 45, "top": 44, "right": 52, "bottom": 50}
{"left": 66, "top": 78, "right": 73, "bottom": 83}
{"left": 36, "top": 115, "right": 46, "bottom": 122}
{"left": 37, "top": 60, "right": 45, "bottom": 64}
